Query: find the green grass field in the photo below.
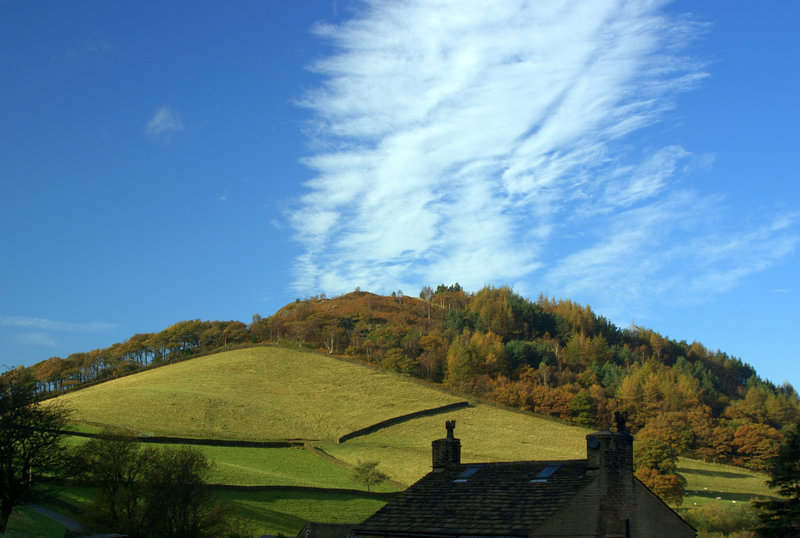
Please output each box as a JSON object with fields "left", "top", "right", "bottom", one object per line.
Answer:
{"left": 44, "top": 346, "right": 780, "bottom": 535}
{"left": 679, "top": 458, "right": 776, "bottom": 506}
{"left": 322, "top": 403, "right": 591, "bottom": 485}
{"left": 56, "top": 347, "right": 461, "bottom": 441}
{"left": 190, "top": 445, "right": 397, "bottom": 491}
{"left": 217, "top": 489, "right": 394, "bottom": 536}
{"left": 61, "top": 434, "right": 398, "bottom": 492}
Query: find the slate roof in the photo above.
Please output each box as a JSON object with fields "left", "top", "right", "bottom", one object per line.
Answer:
{"left": 354, "top": 460, "right": 594, "bottom": 537}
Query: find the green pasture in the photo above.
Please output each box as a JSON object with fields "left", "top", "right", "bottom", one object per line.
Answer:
{"left": 201, "top": 445, "right": 355, "bottom": 488}
{"left": 60, "top": 432, "right": 398, "bottom": 492}
{"left": 191, "top": 445, "right": 397, "bottom": 492}
{"left": 323, "top": 403, "right": 591, "bottom": 485}
{"left": 679, "top": 458, "right": 776, "bottom": 507}
{"left": 64, "top": 422, "right": 106, "bottom": 434}
{"left": 56, "top": 347, "right": 461, "bottom": 441}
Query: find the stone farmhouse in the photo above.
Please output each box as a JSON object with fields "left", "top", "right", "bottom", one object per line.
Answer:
{"left": 352, "top": 420, "right": 695, "bottom": 538}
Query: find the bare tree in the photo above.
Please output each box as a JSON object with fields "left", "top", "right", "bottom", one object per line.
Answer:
{"left": 352, "top": 460, "right": 389, "bottom": 492}
{"left": 0, "top": 369, "right": 71, "bottom": 533}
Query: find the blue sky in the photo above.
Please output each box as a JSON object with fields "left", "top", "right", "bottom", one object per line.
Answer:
{"left": 1, "top": 1, "right": 798, "bottom": 388}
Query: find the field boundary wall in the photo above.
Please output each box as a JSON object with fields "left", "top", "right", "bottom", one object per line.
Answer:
{"left": 206, "top": 484, "right": 398, "bottom": 498}
{"left": 337, "top": 401, "right": 470, "bottom": 444}
{"left": 51, "top": 429, "right": 307, "bottom": 448}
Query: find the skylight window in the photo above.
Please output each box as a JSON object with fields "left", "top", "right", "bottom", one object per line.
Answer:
{"left": 453, "top": 465, "right": 482, "bottom": 483}
{"left": 530, "top": 464, "right": 561, "bottom": 483}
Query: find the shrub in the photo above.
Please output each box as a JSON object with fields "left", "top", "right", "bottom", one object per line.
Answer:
{"left": 684, "top": 501, "right": 759, "bottom": 536}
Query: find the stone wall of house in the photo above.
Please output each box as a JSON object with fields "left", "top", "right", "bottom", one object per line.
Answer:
{"left": 532, "top": 478, "right": 695, "bottom": 537}
{"left": 630, "top": 480, "right": 696, "bottom": 537}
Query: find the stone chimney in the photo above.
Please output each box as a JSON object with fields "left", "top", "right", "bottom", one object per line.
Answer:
{"left": 432, "top": 420, "right": 461, "bottom": 472}
{"left": 586, "top": 415, "right": 634, "bottom": 537}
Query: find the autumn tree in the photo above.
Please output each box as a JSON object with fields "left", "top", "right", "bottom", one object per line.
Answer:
{"left": 633, "top": 432, "right": 686, "bottom": 506}
{"left": 468, "top": 286, "right": 514, "bottom": 340}
{"left": 732, "top": 423, "right": 782, "bottom": 472}
{"left": 468, "top": 331, "right": 509, "bottom": 377}
{"left": 635, "top": 467, "right": 686, "bottom": 507}
{"left": 445, "top": 335, "right": 475, "bottom": 390}
{"left": 419, "top": 330, "right": 448, "bottom": 381}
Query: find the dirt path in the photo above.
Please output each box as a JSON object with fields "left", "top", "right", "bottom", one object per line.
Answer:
{"left": 26, "top": 503, "right": 86, "bottom": 533}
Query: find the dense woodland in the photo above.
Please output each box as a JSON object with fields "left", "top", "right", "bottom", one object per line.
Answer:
{"left": 17, "top": 286, "right": 799, "bottom": 484}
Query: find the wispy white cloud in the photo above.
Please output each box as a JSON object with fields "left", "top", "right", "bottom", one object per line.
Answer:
{"left": 290, "top": 0, "right": 797, "bottom": 310}
{"left": 145, "top": 105, "right": 184, "bottom": 142}
{"left": 0, "top": 316, "right": 116, "bottom": 333}
{"left": 678, "top": 214, "right": 800, "bottom": 297}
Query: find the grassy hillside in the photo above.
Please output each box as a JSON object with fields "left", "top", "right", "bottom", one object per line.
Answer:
{"left": 50, "top": 345, "right": 778, "bottom": 535}
{"left": 321, "top": 404, "right": 590, "bottom": 485}
{"left": 680, "top": 459, "right": 775, "bottom": 505}
{"left": 57, "top": 346, "right": 462, "bottom": 441}
{"left": 194, "top": 445, "right": 395, "bottom": 491}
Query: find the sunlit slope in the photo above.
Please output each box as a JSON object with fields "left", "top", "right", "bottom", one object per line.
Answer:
{"left": 322, "top": 404, "right": 592, "bottom": 485}
{"left": 679, "top": 459, "right": 776, "bottom": 505}
{"left": 57, "top": 347, "right": 462, "bottom": 441}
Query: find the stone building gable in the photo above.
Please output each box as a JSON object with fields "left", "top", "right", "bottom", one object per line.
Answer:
{"left": 534, "top": 478, "right": 695, "bottom": 537}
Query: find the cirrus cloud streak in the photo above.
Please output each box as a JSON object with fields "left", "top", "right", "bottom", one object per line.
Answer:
{"left": 0, "top": 316, "right": 117, "bottom": 333}
{"left": 290, "top": 0, "right": 797, "bottom": 314}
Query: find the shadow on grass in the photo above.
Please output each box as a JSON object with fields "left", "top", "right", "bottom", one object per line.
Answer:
{"left": 217, "top": 489, "right": 396, "bottom": 505}
{"left": 678, "top": 467, "right": 759, "bottom": 480}
{"left": 214, "top": 489, "right": 394, "bottom": 535}
{"left": 684, "top": 490, "right": 777, "bottom": 503}
{"left": 225, "top": 499, "right": 308, "bottom": 534}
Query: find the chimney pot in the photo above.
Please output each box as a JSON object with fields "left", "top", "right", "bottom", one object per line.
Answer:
{"left": 432, "top": 421, "right": 461, "bottom": 471}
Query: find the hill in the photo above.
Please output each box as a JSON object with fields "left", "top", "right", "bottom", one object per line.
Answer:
{"left": 57, "top": 346, "right": 463, "bottom": 441}
{"left": 257, "top": 288, "right": 798, "bottom": 474}
{"left": 26, "top": 285, "right": 800, "bottom": 478}
{"left": 57, "top": 345, "right": 590, "bottom": 473}
{"left": 55, "top": 344, "right": 771, "bottom": 496}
